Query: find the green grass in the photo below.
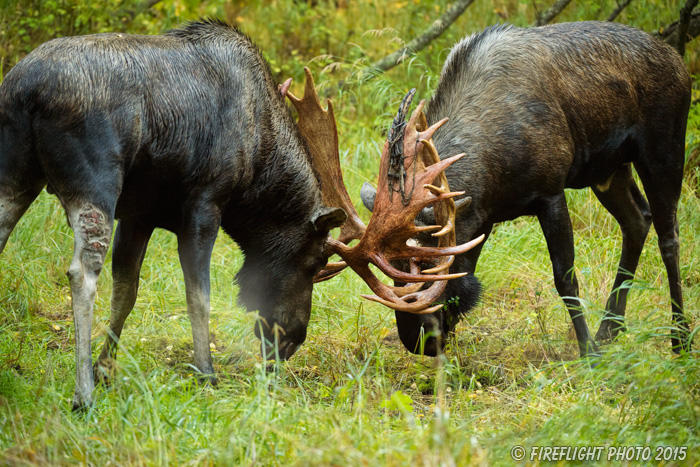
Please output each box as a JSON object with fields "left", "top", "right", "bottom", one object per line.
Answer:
{"left": 2, "top": 0, "right": 700, "bottom": 465}
{"left": 1, "top": 149, "right": 699, "bottom": 465}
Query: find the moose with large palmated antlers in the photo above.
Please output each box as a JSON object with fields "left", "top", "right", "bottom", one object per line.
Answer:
{"left": 358, "top": 21, "right": 694, "bottom": 357}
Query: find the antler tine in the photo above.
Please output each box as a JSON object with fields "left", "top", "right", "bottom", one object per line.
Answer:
{"left": 361, "top": 294, "right": 444, "bottom": 314}
{"left": 372, "top": 254, "right": 468, "bottom": 283}
{"left": 313, "top": 261, "right": 348, "bottom": 283}
{"left": 407, "top": 99, "right": 427, "bottom": 134}
{"left": 279, "top": 78, "right": 292, "bottom": 97}
{"left": 424, "top": 184, "right": 446, "bottom": 195}
{"left": 418, "top": 117, "right": 449, "bottom": 142}
{"left": 286, "top": 68, "right": 322, "bottom": 108}
{"left": 420, "top": 138, "right": 440, "bottom": 163}
{"left": 401, "top": 234, "right": 485, "bottom": 258}
{"left": 388, "top": 259, "right": 425, "bottom": 296}
{"left": 413, "top": 224, "right": 444, "bottom": 234}
{"left": 431, "top": 220, "right": 454, "bottom": 238}
{"left": 421, "top": 255, "right": 454, "bottom": 274}
{"left": 416, "top": 153, "right": 467, "bottom": 187}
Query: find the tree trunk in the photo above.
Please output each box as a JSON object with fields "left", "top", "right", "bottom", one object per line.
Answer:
{"left": 657, "top": 8, "right": 700, "bottom": 52}
{"left": 676, "top": 0, "right": 700, "bottom": 56}
{"left": 534, "top": 0, "right": 573, "bottom": 26}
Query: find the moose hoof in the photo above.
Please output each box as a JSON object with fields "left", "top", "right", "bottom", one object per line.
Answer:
{"left": 93, "top": 360, "right": 117, "bottom": 387}
{"left": 196, "top": 373, "right": 218, "bottom": 387}
{"left": 594, "top": 319, "right": 626, "bottom": 344}
{"left": 671, "top": 330, "right": 692, "bottom": 355}
{"left": 71, "top": 394, "right": 94, "bottom": 413}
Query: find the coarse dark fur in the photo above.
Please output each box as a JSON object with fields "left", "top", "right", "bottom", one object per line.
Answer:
{"left": 363, "top": 21, "right": 692, "bottom": 357}
{"left": 0, "top": 19, "right": 346, "bottom": 410}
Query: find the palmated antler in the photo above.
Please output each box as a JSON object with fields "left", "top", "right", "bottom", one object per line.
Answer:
{"left": 284, "top": 71, "right": 483, "bottom": 313}
{"left": 327, "top": 92, "right": 483, "bottom": 313}
{"left": 286, "top": 68, "right": 366, "bottom": 246}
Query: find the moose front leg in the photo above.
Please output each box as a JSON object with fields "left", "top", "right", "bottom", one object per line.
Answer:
{"left": 66, "top": 203, "right": 113, "bottom": 411}
{"left": 177, "top": 208, "right": 220, "bottom": 383}
{"left": 536, "top": 194, "right": 598, "bottom": 358}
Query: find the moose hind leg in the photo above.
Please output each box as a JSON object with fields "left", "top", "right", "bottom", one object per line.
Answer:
{"left": 634, "top": 107, "right": 691, "bottom": 352}
{"left": 593, "top": 165, "right": 652, "bottom": 343}
{"left": 636, "top": 168, "right": 689, "bottom": 352}
{"left": 648, "top": 203, "right": 688, "bottom": 352}
{"left": 95, "top": 220, "right": 154, "bottom": 385}
{"left": 66, "top": 203, "right": 113, "bottom": 410}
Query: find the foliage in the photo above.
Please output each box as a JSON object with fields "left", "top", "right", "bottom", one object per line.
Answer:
{"left": 381, "top": 390, "right": 414, "bottom": 413}
{"left": 1, "top": 0, "right": 700, "bottom": 465}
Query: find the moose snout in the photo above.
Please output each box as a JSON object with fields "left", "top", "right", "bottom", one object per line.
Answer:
{"left": 395, "top": 272, "right": 482, "bottom": 356}
{"left": 254, "top": 316, "right": 308, "bottom": 361}
{"left": 395, "top": 310, "right": 446, "bottom": 357}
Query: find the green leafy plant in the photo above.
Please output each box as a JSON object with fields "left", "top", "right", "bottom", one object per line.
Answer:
{"left": 380, "top": 390, "right": 414, "bottom": 413}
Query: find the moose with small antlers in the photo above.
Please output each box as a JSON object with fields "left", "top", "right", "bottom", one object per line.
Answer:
{"left": 360, "top": 21, "right": 694, "bottom": 357}
{"left": 0, "top": 20, "right": 468, "bottom": 410}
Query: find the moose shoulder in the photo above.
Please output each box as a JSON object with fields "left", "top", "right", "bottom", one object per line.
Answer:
{"left": 0, "top": 20, "right": 348, "bottom": 410}
{"left": 362, "top": 21, "right": 692, "bottom": 357}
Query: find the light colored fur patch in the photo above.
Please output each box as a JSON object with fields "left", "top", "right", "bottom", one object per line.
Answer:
{"left": 596, "top": 175, "right": 614, "bottom": 192}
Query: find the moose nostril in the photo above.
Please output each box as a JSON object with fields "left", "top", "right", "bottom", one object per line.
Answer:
{"left": 281, "top": 341, "right": 302, "bottom": 360}
{"left": 260, "top": 338, "right": 302, "bottom": 361}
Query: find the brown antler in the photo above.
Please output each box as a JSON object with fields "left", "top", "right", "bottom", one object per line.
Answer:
{"left": 285, "top": 71, "right": 483, "bottom": 313}
{"left": 286, "top": 68, "right": 366, "bottom": 246}
{"left": 327, "top": 91, "right": 483, "bottom": 313}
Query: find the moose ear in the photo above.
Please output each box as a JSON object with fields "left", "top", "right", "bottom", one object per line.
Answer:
{"left": 455, "top": 196, "right": 472, "bottom": 214}
{"left": 418, "top": 196, "right": 472, "bottom": 224}
{"left": 311, "top": 206, "right": 347, "bottom": 233}
{"left": 360, "top": 182, "right": 376, "bottom": 213}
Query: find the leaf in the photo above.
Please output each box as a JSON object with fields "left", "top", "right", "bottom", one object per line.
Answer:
{"left": 380, "top": 390, "right": 414, "bottom": 412}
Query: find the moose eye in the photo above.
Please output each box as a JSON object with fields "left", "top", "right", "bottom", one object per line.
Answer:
{"left": 301, "top": 252, "right": 327, "bottom": 276}
{"left": 311, "top": 256, "right": 328, "bottom": 274}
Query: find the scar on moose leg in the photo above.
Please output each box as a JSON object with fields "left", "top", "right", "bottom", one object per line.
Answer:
{"left": 77, "top": 204, "right": 111, "bottom": 272}
{"left": 66, "top": 203, "right": 113, "bottom": 410}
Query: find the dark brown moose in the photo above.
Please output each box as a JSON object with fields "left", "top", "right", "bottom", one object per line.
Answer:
{"left": 0, "top": 20, "right": 469, "bottom": 410}
{"left": 360, "top": 22, "right": 693, "bottom": 357}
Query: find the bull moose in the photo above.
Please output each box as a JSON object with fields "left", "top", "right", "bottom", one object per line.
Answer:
{"left": 0, "top": 19, "right": 348, "bottom": 410}
{"left": 361, "top": 22, "right": 693, "bottom": 357}
{"left": 0, "top": 20, "right": 467, "bottom": 410}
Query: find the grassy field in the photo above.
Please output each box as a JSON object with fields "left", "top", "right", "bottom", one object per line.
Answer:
{"left": 2, "top": 0, "right": 700, "bottom": 465}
